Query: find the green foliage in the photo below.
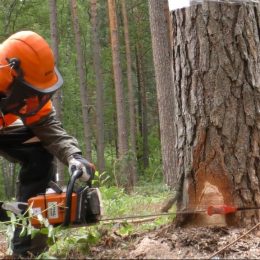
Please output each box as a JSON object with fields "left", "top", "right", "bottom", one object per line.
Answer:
{"left": 92, "top": 171, "right": 111, "bottom": 187}
{"left": 42, "top": 227, "right": 100, "bottom": 258}
{"left": 3, "top": 204, "right": 56, "bottom": 255}
{"left": 100, "top": 184, "right": 170, "bottom": 218}
{"left": 141, "top": 130, "right": 163, "bottom": 182}
{"left": 112, "top": 150, "right": 137, "bottom": 187}
{"left": 0, "top": 0, "right": 163, "bottom": 199}
{"left": 117, "top": 221, "right": 134, "bottom": 236}
{"left": 40, "top": 184, "right": 172, "bottom": 258}
{"left": 100, "top": 185, "right": 174, "bottom": 235}
{"left": 0, "top": 184, "right": 172, "bottom": 258}
{"left": 136, "top": 128, "right": 163, "bottom": 183}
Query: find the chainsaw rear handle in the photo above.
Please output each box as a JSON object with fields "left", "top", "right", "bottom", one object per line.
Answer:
{"left": 207, "top": 205, "right": 237, "bottom": 216}
{"left": 63, "top": 169, "right": 83, "bottom": 226}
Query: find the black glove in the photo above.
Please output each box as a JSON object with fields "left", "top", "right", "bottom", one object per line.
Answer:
{"left": 68, "top": 154, "right": 95, "bottom": 181}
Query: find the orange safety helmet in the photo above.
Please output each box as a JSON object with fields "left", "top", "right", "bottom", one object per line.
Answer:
{"left": 0, "top": 31, "right": 63, "bottom": 117}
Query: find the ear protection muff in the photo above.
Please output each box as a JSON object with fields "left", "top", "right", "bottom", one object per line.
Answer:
{"left": 7, "top": 58, "right": 20, "bottom": 69}
{"left": 6, "top": 57, "right": 23, "bottom": 77}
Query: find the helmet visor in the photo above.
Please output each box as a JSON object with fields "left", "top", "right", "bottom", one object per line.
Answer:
{"left": 0, "top": 67, "right": 63, "bottom": 117}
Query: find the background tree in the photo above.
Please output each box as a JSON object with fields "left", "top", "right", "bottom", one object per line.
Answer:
{"left": 172, "top": 0, "right": 260, "bottom": 226}
{"left": 133, "top": 3, "right": 150, "bottom": 171}
{"left": 148, "top": 0, "right": 176, "bottom": 187}
{"left": 49, "top": 0, "right": 61, "bottom": 119}
{"left": 48, "top": 0, "right": 65, "bottom": 184}
{"left": 1, "top": 158, "right": 17, "bottom": 199}
{"left": 121, "top": 0, "right": 137, "bottom": 185}
{"left": 70, "top": 0, "right": 92, "bottom": 160}
{"left": 107, "top": 0, "right": 133, "bottom": 189}
{"left": 90, "top": 0, "right": 105, "bottom": 174}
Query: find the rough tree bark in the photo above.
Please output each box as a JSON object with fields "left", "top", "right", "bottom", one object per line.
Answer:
{"left": 172, "top": 0, "right": 260, "bottom": 226}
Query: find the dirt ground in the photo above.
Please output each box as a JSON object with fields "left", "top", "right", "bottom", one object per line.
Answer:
{"left": 90, "top": 224, "right": 260, "bottom": 259}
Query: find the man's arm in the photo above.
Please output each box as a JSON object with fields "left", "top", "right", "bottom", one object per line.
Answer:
{"left": 27, "top": 109, "right": 81, "bottom": 165}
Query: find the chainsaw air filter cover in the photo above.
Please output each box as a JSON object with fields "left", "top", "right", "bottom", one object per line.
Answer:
{"left": 76, "top": 187, "right": 103, "bottom": 224}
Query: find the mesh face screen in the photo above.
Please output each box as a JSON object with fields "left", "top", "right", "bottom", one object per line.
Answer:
{"left": 0, "top": 79, "right": 54, "bottom": 117}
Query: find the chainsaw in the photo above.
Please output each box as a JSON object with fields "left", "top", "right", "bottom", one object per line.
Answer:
{"left": 0, "top": 169, "right": 103, "bottom": 228}
{"left": 0, "top": 170, "right": 259, "bottom": 227}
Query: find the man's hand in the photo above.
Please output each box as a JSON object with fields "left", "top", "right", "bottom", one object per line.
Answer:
{"left": 68, "top": 154, "right": 96, "bottom": 181}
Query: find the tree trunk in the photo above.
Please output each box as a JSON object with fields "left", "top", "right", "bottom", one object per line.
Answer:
{"left": 134, "top": 7, "right": 149, "bottom": 170}
{"left": 172, "top": 0, "right": 260, "bottom": 226}
{"left": 1, "top": 158, "right": 16, "bottom": 199}
{"left": 90, "top": 0, "right": 105, "bottom": 174}
{"left": 121, "top": 0, "right": 137, "bottom": 185}
{"left": 135, "top": 47, "right": 149, "bottom": 170}
{"left": 148, "top": 0, "right": 176, "bottom": 186}
{"left": 70, "top": 0, "right": 92, "bottom": 160}
{"left": 107, "top": 0, "right": 132, "bottom": 189}
{"left": 49, "top": 0, "right": 65, "bottom": 184}
{"left": 49, "top": 0, "right": 62, "bottom": 120}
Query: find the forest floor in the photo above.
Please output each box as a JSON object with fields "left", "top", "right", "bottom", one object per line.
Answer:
{"left": 0, "top": 183, "right": 260, "bottom": 260}
{"left": 88, "top": 223, "right": 260, "bottom": 259}
{"left": 0, "top": 222, "right": 260, "bottom": 258}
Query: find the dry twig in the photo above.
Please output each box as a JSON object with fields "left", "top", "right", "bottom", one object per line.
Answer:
{"left": 208, "top": 222, "right": 260, "bottom": 259}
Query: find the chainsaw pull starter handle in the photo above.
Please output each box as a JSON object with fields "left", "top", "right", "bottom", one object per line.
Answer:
{"left": 207, "top": 205, "right": 237, "bottom": 216}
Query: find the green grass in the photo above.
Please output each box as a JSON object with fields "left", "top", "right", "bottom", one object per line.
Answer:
{"left": 101, "top": 184, "right": 171, "bottom": 217}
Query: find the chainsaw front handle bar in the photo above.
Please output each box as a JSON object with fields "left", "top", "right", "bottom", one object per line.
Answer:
{"left": 63, "top": 169, "right": 83, "bottom": 226}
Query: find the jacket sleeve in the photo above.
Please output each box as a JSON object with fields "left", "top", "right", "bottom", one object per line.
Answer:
{"left": 26, "top": 109, "right": 82, "bottom": 165}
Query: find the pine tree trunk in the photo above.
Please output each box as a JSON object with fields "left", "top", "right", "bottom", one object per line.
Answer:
{"left": 135, "top": 46, "right": 149, "bottom": 170}
{"left": 121, "top": 0, "right": 137, "bottom": 185}
{"left": 70, "top": 0, "right": 92, "bottom": 160}
{"left": 108, "top": 0, "right": 132, "bottom": 190}
{"left": 49, "top": 0, "right": 65, "bottom": 184}
{"left": 90, "top": 0, "right": 105, "bottom": 174}
{"left": 49, "top": 0, "right": 61, "bottom": 120}
{"left": 172, "top": 0, "right": 260, "bottom": 226}
{"left": 134, "top": 8, "right": 149, "bottom": 170}
{"left": 149, "top": 0, "right": 176, "bottom": 186}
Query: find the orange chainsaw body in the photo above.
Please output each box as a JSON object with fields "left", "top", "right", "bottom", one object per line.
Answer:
{"left": 28, "top": 192, "right": 77, "bottom": 227}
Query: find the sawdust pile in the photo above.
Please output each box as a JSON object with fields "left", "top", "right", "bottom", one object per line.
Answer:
{"left": 91, "top": 225, "right": 260, "bottom": 259}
